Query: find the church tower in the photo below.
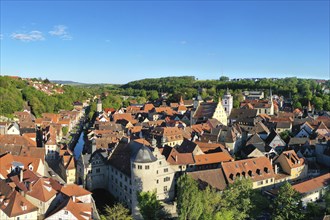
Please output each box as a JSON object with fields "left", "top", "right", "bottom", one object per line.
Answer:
{"left": 269, "top": 88, "right": 274, "bottom": 115}
{"left": 96, "top": 98, "right": 103, "bottom": 113}
{"left": 222, "top": 88, "right": 233, "bottom": 116}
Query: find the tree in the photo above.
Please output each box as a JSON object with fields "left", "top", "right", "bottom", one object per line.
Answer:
{"left": 293, "top": 101, "right": 302, "bottom": 109}
{"left": 100, "top": 203, "right": 132, "bottom": 220}
{"left": 220, "top": 178, "right": 254, "bottom": 220}
{"left": 272, "top": 182, "right": 304, "bottom": 220}
{"left": 279, "top": 130, "right": 291, "bottom": 143}
{"left": 148, "top": 90, "right": 159, "bottom": 101}
{"left": 249, "top": 190, "right": 271, "bottom": 219}
{"left": 177, "top": 174, "right": 203, "bottom": 220}
{"left": 325, "top": 189, "right": 330, "bottom": 213}
{"left": 200, "top": 186, "right": 221, "bottom": 220}
{"left": 43, "top": 78, "right": 51, "bottom": 84}
{"left": 312, "top": 96, "right": 323, "bottom": 110}
{"left": 62, "top": 126, "right": 69, "bottom": 136}
{"left": 305, "top": 202, "right": 322, "bottom": 220}
{"left": 137, "top": 191, "right": 170, "bottom": 220}
{"left": 219, "top": 76, "right": 229, "bottom": 82}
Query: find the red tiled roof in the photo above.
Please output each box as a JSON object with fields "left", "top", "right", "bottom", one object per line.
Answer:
{"left": 293, "top": 173, "right": 330, "bottom": 194}
{"left": 222, "top": 156, "right": 275, "bottom": 184}
{"left": 60, "top": 184, "right": 91, "bottom": 197}
{"left": 194, "top": 152, "right": 233, "bottom": 165}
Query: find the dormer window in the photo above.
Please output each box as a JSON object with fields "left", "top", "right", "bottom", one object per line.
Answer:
{"left": 264, "top": 167, "right": 269, "bottom": 173}
{"left": 229, "top": 173, "right": 234, "bottom": 180}
{"left": 248, "top": 170, "right": 253, "bottom": 177}
{"left": 256, "top": 169, "right": 262, "bottom": 176}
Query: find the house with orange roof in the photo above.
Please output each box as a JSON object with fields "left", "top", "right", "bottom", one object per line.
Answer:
{"left": 0, "top": 134, "right": 36, "bottom": 148}
{"left": 44, "top": 197, "right": 92, "bottom": 220}
{"left": 222, "top": 156, "right": 275, "bottom": 189}
{"left": 292, "top": 173, "right": 330, "bottom": 207}
{"left": 293, "top": 108, "right": 303, "bottom": 117}
{"left": 161, "top": 145, "right": 195, "bottom": 172}
{"left": 112, "top": 113, "right": 137, "bottom": 127}
{"left": 0, "top": 182, "right": 38, "bottom": 220}
{"left": 60, "top": 155, "right": 76, "bottom": 184}
{"left": 274, "top": 150, "right": 308, "bottom": 180}
{"left": 44, "top": 126, "right": 59, "bottom": 160}
{"left": 194, "top": 151, "right": 233, "bottom": 170}
{"left": 151, "top": 127, "right": 184, "bottom": 147}
{"left": 60, "top": 184, "right": 92, "bottom": 204}
{"left": 315, "top": 121, "right": 330, "bottom": 136}
{"left": 191, "top": 100, "right": 227, "bottom": 125}
{"left": 25, "top": 178, "right": 57, "bottom": 219}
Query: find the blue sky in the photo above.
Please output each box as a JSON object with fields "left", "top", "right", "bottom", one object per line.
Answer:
{"left": 0, "top": 1, "right": 329, "bottom": 84}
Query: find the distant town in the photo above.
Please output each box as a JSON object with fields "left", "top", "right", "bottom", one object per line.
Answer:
{"left": 0, "top": 75, "right": 329, "bottom": 220}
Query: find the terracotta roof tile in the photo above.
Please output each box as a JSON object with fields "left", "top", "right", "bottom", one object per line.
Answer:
{"left": 293, "top": 173, "right": 330, "bottom": 194}
{"left": 222, "top": 156, "right": 275, "bottom": 184}
{"left": 60, "top": 184, "right": 91, "bottom": 197}
{"left": 194, "top": 152, "right": 233, "bottom": 165}
{"left": 188, "top": 168, "right": 227, "bottom": 190}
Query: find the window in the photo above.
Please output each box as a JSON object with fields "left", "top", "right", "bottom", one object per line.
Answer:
{"left": 96, "top": 168, "right": 100, "bottom": 173}
{"left": 164, "top": 186, "right": 168, "bottom": 192}
{"left": 138, "top": 165, "right": 142, "bottom": 170}
{"left": 164, "top": 177, "right": 170, "bottom": 182}
{"left": 164, "top": 168, "right": 168, "bottom": 173}
{"left": 145, "top": 165, "right": 150, "bottom": 170}
{"left": 156, "top": 179, "right": 159, "bottom": 184}
{"left": 64, "top": 210, "right": 68, "bottom": 215}
{"left": 159, "top": 161, "right": 162, "bottom": 165}
{"left": 132, "top": 164, "right": 136, "bottom": 169}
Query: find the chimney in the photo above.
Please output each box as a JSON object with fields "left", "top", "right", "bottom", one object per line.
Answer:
{"left": 0, "top": 195, "right": 5, "bottom": 202}
{"left": 4, "top": 199, "right": 9, "bottom": 206}
{"left": 72, "top": 195, "right": 76, "bottom": 202}
{"left": 19, "top": 169, "right": 23, "bottom": 182}
{"left": 91, "top": 138, "right": 97, "bottom": 154}
{"left": 175, "top": 155, "right": 178, "bottom": 162}
{"left": 270, "top": 158, "right": 273, "bottom": 165}
{"left": 274, "top": 164, "right": 278, "bottom": 174}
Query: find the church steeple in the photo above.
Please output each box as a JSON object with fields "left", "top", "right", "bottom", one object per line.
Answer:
{"left": 179, "top": 96, "right": 184, "bottom": 106}
{"left": 222, "top": 88, "right": 233, "bottom": 116}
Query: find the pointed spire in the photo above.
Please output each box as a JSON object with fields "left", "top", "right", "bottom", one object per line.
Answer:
{"left": 308, "top": 100, "right": 312, "bottom": 112}
{"left": 225, "top": 87, "right": 230, "bottom": 95}
{"left": 179, "top": 96, "right": 184, "bottom": 106}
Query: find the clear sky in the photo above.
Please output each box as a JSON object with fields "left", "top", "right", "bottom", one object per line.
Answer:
{"left": 0, "top": 0, "right": 329, "bottom": 84}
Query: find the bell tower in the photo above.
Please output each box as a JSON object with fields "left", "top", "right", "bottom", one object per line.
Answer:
{"left": 222, "top": 87, "right": 233, "bottom": 116}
